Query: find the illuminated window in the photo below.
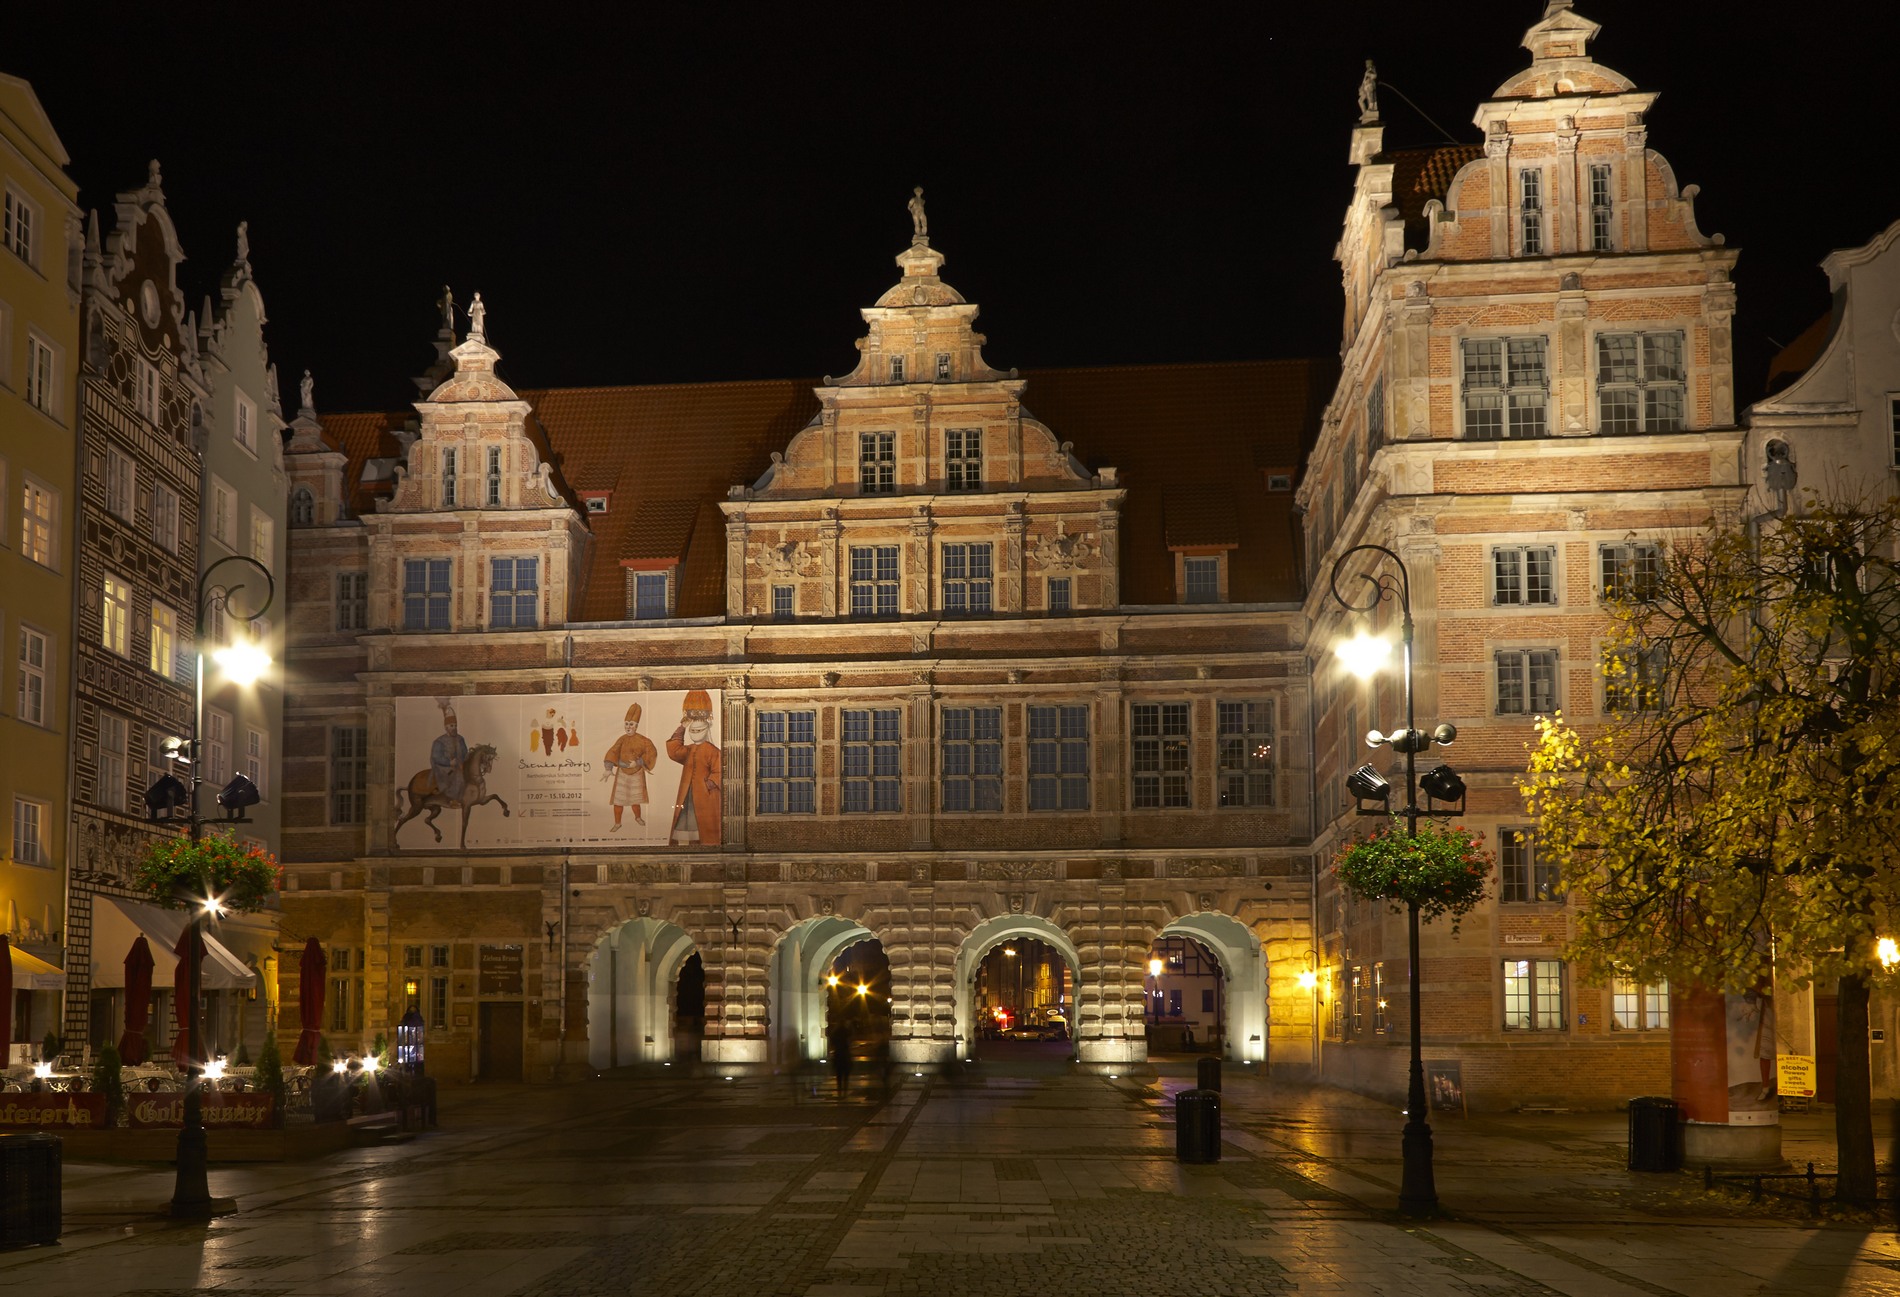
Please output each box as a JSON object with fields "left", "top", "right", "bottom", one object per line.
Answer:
{"left": 1612, "top": 977, "right": 1670, "bottom": 1030}
{"left": 1503, "top": 959, "right": 1565, "bottom": 1031}
{"left": 149, "top": 601, "right": 178, "bottom": 679}
{"left": 101, "top": 573, "right": 132, "bottom": 656}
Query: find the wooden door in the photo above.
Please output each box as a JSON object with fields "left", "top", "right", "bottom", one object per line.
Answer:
{"left": 479, "top": 1002, "right": 525, "bottom": 1081}
{"left": 1815, "top": 992, "right": 1839, "bottom": 1103}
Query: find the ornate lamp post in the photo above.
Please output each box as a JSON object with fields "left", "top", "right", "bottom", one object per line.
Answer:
{"left": 1329, "top": 543, "right": 1462, "bottom": 1218}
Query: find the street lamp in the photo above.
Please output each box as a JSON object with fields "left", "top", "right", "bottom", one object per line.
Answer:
{"left": 1329, "top": 543, "right": 1461, "bottom": 1218}
{"left": 156, "top": 553, "right": 274, "bottom": 1219}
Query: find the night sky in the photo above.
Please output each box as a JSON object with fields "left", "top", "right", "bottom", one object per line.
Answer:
{"left": 9, "top": 4, "right": 1894, "bottom": 416}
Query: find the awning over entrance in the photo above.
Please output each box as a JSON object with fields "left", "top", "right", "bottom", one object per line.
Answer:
{"left": 8, "top": 943, "right": 65, "bottom": 991}
{"left": 89, "top": 897, "right": 257, "bottom": 991}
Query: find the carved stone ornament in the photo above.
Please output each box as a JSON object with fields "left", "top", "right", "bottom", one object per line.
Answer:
{"left": 820, "top": 897, "right": 836, "bottom": 916}
{"left": 1008, "top": 893, "right": 1026, "bottom": 914}
{"left": 1101, "top": 859, "right": 1123, "bottom": 882}
{"left": 789, "top": 861, "right": 860, "bottom": 883}
{"left": 637, "top": 898, "right": 652, "bottom": 917}
{"left": 759, "top": 529, "right": 815, "bottom": 578}
{"left": 1172, "top": 857, "right": 1242, "bottom": 878}
{"left": 910, "top": 862, "right": 930, "bottom": 885}
{"left": 606, "top": 863, "right": 671, "bottom": 886}
{"left": 979, "top": 861, "right": 1057, "bottom": 881}
{"left": 1197, "top": 893, "right": 1216, "bottom": 912}
{"left": 1030, "top": 519, "right": 1097, "bottom": 572}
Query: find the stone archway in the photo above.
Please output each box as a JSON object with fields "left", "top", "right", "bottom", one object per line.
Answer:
{"left": 951, "top": 914, "right": 1084, "bottom": 1061}
{"left": 1160, "top": 912, "right": 1268, "bottom": 1063}
{"left": 587, "top": 917, "right": 699, "bottom": 1068}
{"left": 769, "top": 916, "right": 879, "bottom": 1063}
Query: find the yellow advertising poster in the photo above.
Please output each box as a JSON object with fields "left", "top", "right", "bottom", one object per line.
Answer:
{"left": 1776, "top": 1054, "right": 1817, "bottom": 1098}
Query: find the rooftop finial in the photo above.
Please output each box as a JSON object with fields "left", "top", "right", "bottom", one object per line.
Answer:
{"left": 1544, "top": 0, "right": 1574, "bottom": 14}
{"left": 1357, "top": 60, "right": 1379, "bottom": 123}
{"left": 467, "top": 291, "right": 486, "bottom": 342}
{"left": 908, "top": 187, "right": 928, "bottom": 244}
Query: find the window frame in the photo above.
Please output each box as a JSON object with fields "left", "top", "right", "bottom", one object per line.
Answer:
{"left": 234, "top": 391, "right": 257, "bottom": 455}
{"left": 1499, "top": 828, "right": 1559, "bottom": 903}
{"left": 1461, "top": 335, "right": 1549, "bottom": 440}
{"left": 1131, "top": 701, "right": 1191, "bottom": 810}
{"left": 941, "top": 540, "right": 993, "bottom": 614}
{"left": 206, "top": 707, "right": 232, "bottom": 786}
{"left": 17, "top": 625, "right": 49, "bottom": 727}
{"left": 442, "top": 447, "right": 458, "bottom": 508}
{"left": 20, "top": 478, "right": 57, "bottom": 567}
{"left": 1612, "top": 976, "right": 1671, "bottom": 1031}
{"left": 331, "top": 725, "right": 368, "bottom": 825}
{"left": 246, "top": 727, "right": 269, "bottom": 799}
{"left": 945, "top": 428, "right": 982, "bottom": 492}
{"left": 1603, "top": 642, "right": 1668, "bottom": 714}
{"left": 209, "top": 476, "right": 237, "bottom": 548}
{"left": 1502, "top": 958, "right": 1566, "bottom": 1032}
{"left": 1491, "top": 544, "right": 1557, "bottom": 606}
{"left": 939, "top": 705, "right": 1002, "bottom": 813}
{"left": 97, "top": 710, "right": 129, "bottom": 812}
{"left": 1216, "top": 699, "right": 1274, "bottom": 808}
{"left": 1596, "top": 331, "right": 1686, "bottom": 435}
{"left": 485, "top": 445, "right": 502, "bottom": 506}
{"left": 1598, "top": 541, "right": 1662, "bottom": 602}
{"left": 858, "top": 431, "right": 896, "bottom": 495}
{"left": 1494, "top": 647, "right": 1559, "bottom": 716}
{"left": 848, "top": 545, "right": 899, "bottom": 617}
{"left": 1518, "top": 167, "right": 1544, "bottom": 256}
{"left": 25, "top": 331, "right": 58, "bottom": 418}
{"left": 105, "top": 446, "right": 137, "bottom": 520}
{"left": 633, "top": 570, "right": 670, "bottom": 621}
{"left": 842, "top": 708, "right": 902, "bottom": 813}
{"left": 1588, "top": 162, "right": 1615, "bottom": 253}
{"left": 771, "top": 584, "right": 794, "bottom": 620}
{"left": 1183, "top": 555, "right": 1221, "bottom": 604}
{"left": 490, "top": 556, "right": 541, "bottom": 629}
{"left": 3, "top": 184, "right": 38, "bottom": 267}
{"left": 153, "top": 482, "right": 180, "bottom": 550}
{"left": 101, "top": 572, "right": 132, "bottom": 656}
{"left": 1028, "top": 704, "right": 1091, "bottom": 811}
{"left": 249, "top": 506, "right": 274, "bottom": 566}
{"left": 402, "top": 557, "right": 453, "bottom": 632}
{"left": 149, "top": 600, "right": 179, "bottom": 680}
{"left": 1047, "top": 577, "right": 1072, "bottom": 613}
{"left": 336, "top": 572, "right": 368, "bottom": 632}
{"left": 755, "top": 709, "right": 817, "bottom": 814}
{"left": 11, "top": 796, "right": 48, "bottom": 866}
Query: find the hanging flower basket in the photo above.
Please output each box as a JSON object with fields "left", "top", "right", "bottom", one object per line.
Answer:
{"left": 133, "top": 831, "right": 281, "bottom": 913}
{"left": 1333, "top": 817, "right": 1494, "bottom": 926}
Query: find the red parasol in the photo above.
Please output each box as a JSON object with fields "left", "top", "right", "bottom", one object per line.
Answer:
{"left": 293, "top": 936, "right": 326, "bottom": 1065}
{"left": 119, "top": 935, "right": 155, "bottom": 1064}
{"left": 0, "top": 936, "right": 13, "bottom": 1062}
{"left": 170, "top": 925, "right": 201, "bottom": 1066}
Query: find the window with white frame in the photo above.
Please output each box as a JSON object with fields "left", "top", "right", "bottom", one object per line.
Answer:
{"left": 1518, "top": 168, "right": 1544, "bottom": 255}
{"left": 12, "top": 797, "right": 47, "bottom": 865}
{"left": 490, "top": 557, "right": 539, "bottom": 628}
{"left": 1217, "top": 700, "right": 1274, "bottom": 807}
{"left": 149, "top": 601, "right": 179, "bottom": 679}
{"left": 1612, "top": 976, "right": 1670, "bottom": 1030}
{"left": 209, "top": 477, "right": 236, "bottom": 548}
{"left": 3, "top": 186, "right": 36, "bottom": 266}
{"left": 206, "top": 708, "right": 231, "bottom": 785}
{"left": 1500, "top": 828, "right": 1558, "bottom": 902}
{"left": 105, "top": 447, "right": 135, "bottom": 519}
{"left": 402, "top": 558, "right": 452, "bottom": 631}
{"left": 945, "top": 429, "right": 982, "bottom": 492}
{"left": 1597, "top": 332, "right": 1685, "bottom": 434}
{"left": 290, "top": 486, "right": 314, "bottom": 527}
{"left": 234, "top": 391, "right": 256, "bottom": 453}
{"left": 1599, "top": 541, "right": 1661, "bottom": 601}
{"left": 858, "top": 432, "right": 895, "bottom": 494}
{"left": 0, "top": 301, "right": 10, "bottom": 385}
{"left": 1496, "top": 648, "right": 1558, "bottom": 715}
{"left": 1589, "top": 163, "right": 1614, "bottom": 252}
{"left": 771, "top": 585, "right": 794, "bottom": 619}
{"left": 1047, "top": 577, "right": 1072, "bottom": 612}
{"left": 756, "top": 710, "right": 816, "bottom": 814}
{"left": 17, "top": 627, "right": 48, "bottom": 726}
{"left": 842, "top": 709, "right": 902, "bottom": 812}
{"left": 1029, "top": 704, "right": 1090, "bottom": 810}
{"left": 1604, "top": 643, "right": 1667, "bottom": 713}
{"left": 942, "top": 542, "right": 992, "bottom": 613}
{"left": 1463, "top": 337, "right": 1548, "bottom": 439}
{"left": 849, "top": 545, "right": 898, "bottom": 616}
{"left": 936, "top": 353, "right": 951, "bottom": 381}
{"left": 25, "top": 333, "right": 56, "bottom": 416}
{"left": 1131, "top": 702, "right": 1191, "bottom": 808}
{"left": 101, "top": 572, "right": 131, "bottom": 656}
{"left": 1503, "top": 958, "right": 1565, "bottom": 1031}
{"left": 940, "top": 706, "right": 1002, "bottom": 811}
{"left": 246, "top": 728, "right": 268, "bottom": 797}
{"left": 97, "top": 710, "right": 128, "bottom": 812}
{"left": 1184, "top": 555, "right": 1221, "bottom": 603}
{"left": 21, "top": 479, "right": 56, "bottom": 566}
{"left": 249, "top": 507, "right": 273, "bottom": 566}
{"left": 442, "top": 448, "right": 458, "bottom": 507}
{"left": 153, "top": 483, "right": 180, "bottom": 550}
{"left": 134, "top": 358, "right": 160, "bottom": 423}
{"left": 336, "top": 572, "right": 368, "bottom": 631}
{"left": 633, "top": 571, "right": 669, "bottom": 620}
{"left": 1493, "top": 545, "right": 1556, "bottom": 605}
{"left": 485, "top": 445, "right": 502, "bottom": 505}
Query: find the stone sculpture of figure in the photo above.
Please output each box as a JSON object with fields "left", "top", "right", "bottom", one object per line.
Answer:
{"left": 467, "top": 292, "right": 486, "bottom": 339}
{"left": 235, "top": 220, "right": 250, "bottom": 264}
{"left": 299, "top": 368, "right": 315, "bottom": 414}
{"left": 1358, "top": 60, "right": 1380, "bottom": 121}
{"left": 1764, "top": 440, "right": 1798, "bottom": 515}
{"left": 908, "top": 186, "right": 927, "bottom": 239}
{"left": 438, "top": 286, "right": 456, "bottom": 333}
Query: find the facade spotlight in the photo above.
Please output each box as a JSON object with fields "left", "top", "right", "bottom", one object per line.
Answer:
{"left": 1345, "top": 764, "right": 1391, "bottom": 802}
{"left": 217, "top": 773, "right": 262, "bottom": 819}
{"left": 144, "top": 774, "right": 189, "bottom": 821}
{"left": 1420, "top": 765, "right": 1466, "bottom": 805}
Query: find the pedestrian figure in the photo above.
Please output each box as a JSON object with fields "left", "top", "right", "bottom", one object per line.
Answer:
{"left": 829, "top": 1021, "right": 852, "bottom": 1096}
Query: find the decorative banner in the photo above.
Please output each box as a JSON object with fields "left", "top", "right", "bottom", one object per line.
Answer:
{"left": 393, "top": 690, "right": 723, "bottom": 850}
{"left": 1776, "top": 1053, "right": 1817, "bottom": 1099}
{"left": 126, "top": 1091, "right": 277, "bottom": 1129}
{"left": 0, "top": 1093, "right": 108, "bottom": 1128}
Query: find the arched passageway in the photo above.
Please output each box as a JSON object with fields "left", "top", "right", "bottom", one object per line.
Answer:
{"left": 1156, "top": 912, "right": 1267, "bottom": 1063}
{"left": 952, "top": 915, "right": 1083, "bottom": 1060}
{"left": 769, "top": 916, "right": 878, "bottom": 1063}
{"left": 586, "top": 917, "right": 700, "bottom": 1068}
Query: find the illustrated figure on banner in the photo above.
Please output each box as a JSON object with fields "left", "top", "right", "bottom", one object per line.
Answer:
{"left": 668, "top": 690, "right": 723, "bottom": 846}
{"left": 431, "top": 700, "right": 468, "bottom": 802}
{"left": 395, "top": 697, "right": 509, "bottom": 848}
{"left": 602, "top": 702, "right": 658, "bottom": 831}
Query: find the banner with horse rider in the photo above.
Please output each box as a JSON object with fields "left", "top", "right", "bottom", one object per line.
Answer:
{"left": 393, "top": 690, "right": 722, "bottom": 849}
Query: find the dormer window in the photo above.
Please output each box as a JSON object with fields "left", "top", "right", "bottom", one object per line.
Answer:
{"left": 889, "top": 355, "right": 906, "bottom": 383}
{"left": 1519, "top": 169, "right": 1544, "bottom": 256}
{"left": 586, "top": 496, "right": 608, "bottom": 514}
{"left": 936, "top": 353, "right": 951, "bottom": 381}
{"left": 442, "top": 448, "right": 458, "bottom": 507}
{"left": 859, "top": 432, "right": 895, "bottom": 495}
{"left": 485, "top": 446, "right": 502, "bottom": 505}
{"left": 291, "top": 487, "right": 315, "bottom": 527}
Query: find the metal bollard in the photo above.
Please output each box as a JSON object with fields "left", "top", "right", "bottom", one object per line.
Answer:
{"left": 1175, "top": 1088, "right": 1221, "bottom": 1164}
{"left": 1197, "top": 1055, "right": 1222, "bottom": 1093}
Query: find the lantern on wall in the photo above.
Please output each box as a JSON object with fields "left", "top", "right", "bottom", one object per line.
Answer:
{"left": 397, "top": 1008, "right": 426, "bottom": 1074}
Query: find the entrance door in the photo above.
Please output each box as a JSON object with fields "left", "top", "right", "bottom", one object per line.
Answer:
{"left": 479, "top": 1002, "right": 525, "bottom": 1081}
{"left": 1815, "top": 993, "right": 1838, "bottom": 1103}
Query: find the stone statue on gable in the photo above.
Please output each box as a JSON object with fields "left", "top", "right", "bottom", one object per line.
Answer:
{"left": 235, "top": 220, "right": 249, "bottom": 264}
{"left": 439, "top": 286, "right": 456, "bottom": 334}
{"left": 467, "top": 292, "right": 486, "bottom": 340}
{"left": 1358, "top": 61, "right": 1380, "bottom": 122}
{"left": 908, "top": 187, "right": 928, "bottom": 240}
{"left": 299, "top": 368, "right": 315, "bottom": 414}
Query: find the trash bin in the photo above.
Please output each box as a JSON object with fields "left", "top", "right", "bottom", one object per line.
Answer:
{"left": 1176, "top": 1088, "right": 1221, "bottom": 1164}
{"left": 1627, "top": 1096, "right": 1680, "bottom": 1172}
{"left": 1197, "top": 1055, "right": 1222, "bottom": 1093}
{"left": 0, "top": 1133, "right": 61, "bottom": 1248}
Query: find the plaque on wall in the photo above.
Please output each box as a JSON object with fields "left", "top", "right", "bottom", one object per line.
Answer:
{"left": 479, "top": 944, "right": 524, "bottom": 995}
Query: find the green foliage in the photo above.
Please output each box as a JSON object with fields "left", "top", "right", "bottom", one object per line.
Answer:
{"left": 1332, "top": 816, "right": 1493, "bottom": 927}
{"left": 91, "top": 1044, "right": 125, "bottom": 1123}
{"left": 255, "top": 1031, "right": 285, "bottom": 1108}
{"left": 316, "top": 1034, "right": 333, "bottom": 1068}
{"left": 41, "top": 1031, "right": 61, "bottom": 1064}
{"left": 133, "top": 830, "right": 280, "bottom": 913}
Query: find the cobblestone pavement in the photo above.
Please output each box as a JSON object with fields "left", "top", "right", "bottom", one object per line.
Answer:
{"left": 5, "top": 1058, "right": 1900, "bottom": 1296}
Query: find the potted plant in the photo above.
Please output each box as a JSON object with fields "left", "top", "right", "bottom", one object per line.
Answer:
{"left": 133, "top": 831, "right": 280, "bottom": 912}
{"left": 255, "top": 1031, "right": 286, "bottom": 1129}
{"left": 1333, "top": 816, "right": 1494, "bottom": 928}
{"left": 91, "top": 1044, "right": 126, "bottom": 1128}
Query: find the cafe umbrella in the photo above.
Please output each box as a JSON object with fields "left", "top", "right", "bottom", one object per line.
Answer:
{"left": 171, "top": 926, "right": 203, "bottom": 1066}
{"left": 0, "top": 935, "right": 12, "bottom": 1062}
{"left": 294, "top": 936, "right": 326, "bottom": 1065}
{"left": 120, "top": 935, "right": 155, "bottom": 1065}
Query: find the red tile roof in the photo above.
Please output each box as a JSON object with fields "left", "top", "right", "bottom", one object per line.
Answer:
{"left": 1383, "top": 143, "right": 1485, "bottom": 234}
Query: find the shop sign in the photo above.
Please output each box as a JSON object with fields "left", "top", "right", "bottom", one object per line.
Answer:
{"left": 1776, "top": 1054, "right": 1817, "bottom": 1099}
{"left": 127, "top": 1092, "right": 277, "bottom": 1129}
{"left": 480, "top": 944, "right": 524, "bottom": 995}
{"left": 0, "top": 1093, "right": 108, "bottom": 1128}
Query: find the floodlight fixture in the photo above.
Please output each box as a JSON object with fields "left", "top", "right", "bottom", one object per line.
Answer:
{"left": 1345, "top": 764, "right": 1391, "bottom": 802}
{"left": 1420, "top": 765, "right": 1467, "bottom": 806}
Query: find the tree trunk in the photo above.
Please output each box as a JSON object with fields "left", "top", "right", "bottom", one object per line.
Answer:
{"left": 1835, "top": 971, "right": 1877, "bottom": 1202}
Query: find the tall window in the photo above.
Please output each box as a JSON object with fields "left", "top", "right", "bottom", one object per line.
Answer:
{"left": 153, "top": 483, "right": 180, "bottom": 550}
{"left": 247, "top": 729, "right": 269, "bottom": 797}
{"left": 209, "top": 478, "right": 237, "bottom": 547}
{"left": 1604, "top": 644, "right": 1667, "bottom": 713}
{"left": 1217, "top": 700, "right": 1274, "bottom": 807}
{"left": 485, "top": 446, "right": 502, "bottom": 505}
{"left": 235, "top": 393, "right": 256, "bottom": 453}
{"left": 1184, "top": 556, "right": 1221, "bottom": 603}
{"left": 21, "top": 481, "right": 56, "bottom": 566}
{"left": 331, "top": 726, "right": 367, "bottom": 825}
{"left": 149, "top": 601, "right": 178, "bottom": 679}
{"left": 1366, "top": 375, "right": 1386, "bottom": 455}
{"left": 97, "top": 711, "right": 128, "bottom": 812}
{"left": 634, "top": 572, "right": 669, "bottom": 620}
{"left": 207, "top": 709, "right": 231, "bottom": 785}
{"left": 942, "top": 542, "right": 993, "bottom": 613}
{"left": 849, "top": 545, "right": 898, "bottom": 616}
{"left": 889, "top": 355, "right": 905, "bottom": 383}
{"left": 3, "top": 186, "right": 35, "bottom": 264}
{"left": 858, "top": 432, "right": 895, "bottom": 494}
{"left": 290, "top": 487, "right": 315, "bottom": 527}
{"left": 1500, "top": 829, "right": 1558, "bottom": 902}
{"left": 1028, "top": 704, "right": 1090, "bottom": 811}
{"left": 940, "top": 706, "right": 1002, "bottom": 811}
{"left": 935, "top": 353, "right": 951, "bottom": 381}
{"left": 1597, "top": 332, "right": 1685, "bottom": 434}
{"left": 25, "top": 335, "right": 55, "bottom": 415}
{"left": 135, "top": 360, "right": 160, "bottom": 422}
{"left": 1599, "top": 541, "right": 1661, "bottom": 601}
{"left": 11, "top": 797, "right": 46, "bottom": 865}
{"left": 1518, "top": 168, "right": 1544, "bottom": 255}
{"left": 336, "top": 572, "right": 368, "bottom": 631}
{"left": 1503, "top": 959, "right": 1565, "bottom": 1031}
{"left": 1462, "top": 337, "right": 1548, "bottom": 439}
{"left": 842, "top": 709, "right": 902, "bottom": 812}
{"left": 1132, "top": 702, "right": 1191, "bottom": 809}
{"left": 17, "top": 627, "right": 48, "bottom": 726}
{"left": 429, "top": 976, "right": 449, "bottom": 1031}
{"left": 945, "top": 429, "right": 982, "bottom": 492}
{"left": 1492, "top": 545, "right": 1556, "bottom": 605}
{"left": 1495, "top": 648, "right": 1558, "bottom": 715}
{"left": 490, "top": 557, "right": 539, "bottom": 628}
{"left": 1047, "top": 577, "right": 1072, "bottom": 612}
{"left": 1612, "top": 977, "right": 1670, "bottom": 1030}
{"left": 250, "top": 508, "right": 274, "bottom": 565}
{"left": 1589, "top": 163, "right": 1614, "bottom": 252}
{"left": 101, "top": 573, "right": 132, "bottom": 656}
{"left": 771, "top": 585, "right": 794, "bottom": 620}
{"left": 402, "top": 558, "right": 452, "bottom": 631}
{"left": 756, "top": 710, "right": 816, "bottom": 814}
{"left": 105, "top": 447, "right": 136, "bottom": 519}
